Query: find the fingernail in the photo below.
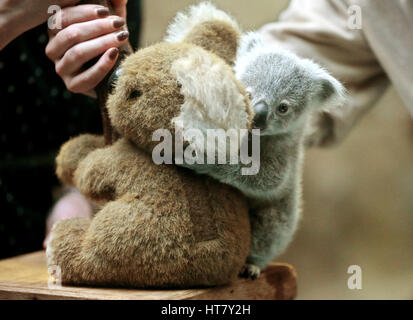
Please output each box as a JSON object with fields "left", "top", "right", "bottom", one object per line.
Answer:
{"left": 117, "top": 30, "right": 129, "bottom": 41}
{"left": 113, "top": 18, "right": 125, "bottom": 29}
{"left": 109, "top": 48, "right": 119, "bottom": 60}
{"left": 96, "top": 7, "right": 110, "bottom": 17}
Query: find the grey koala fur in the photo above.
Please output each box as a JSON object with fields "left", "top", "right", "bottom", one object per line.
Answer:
{"left": 180, "top": 32, "right": 346, "bottom": 278}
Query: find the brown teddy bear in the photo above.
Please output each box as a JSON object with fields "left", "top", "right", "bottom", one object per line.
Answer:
{"left": 46, "top": 3, "right": 254, "bottom": 288}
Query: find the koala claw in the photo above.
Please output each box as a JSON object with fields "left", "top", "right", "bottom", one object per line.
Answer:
{"left": 239, "top": 263, "right": 261, "bottom": 280}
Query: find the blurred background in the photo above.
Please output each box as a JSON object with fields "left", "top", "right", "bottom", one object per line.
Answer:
{"left": 0, "top": 0, "right": 412, "bottom": 299}
{"left": 140, "top": 0, "right": 413, "bottom": 299}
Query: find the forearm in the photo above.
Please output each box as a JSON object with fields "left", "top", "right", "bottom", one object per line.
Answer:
{"left": 179, "top": 135, "right": 262, "bottom": 194}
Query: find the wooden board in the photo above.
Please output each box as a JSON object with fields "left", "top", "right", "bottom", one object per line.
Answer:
{"left": 0, "top": 251, "right": 296, "bottom": 300}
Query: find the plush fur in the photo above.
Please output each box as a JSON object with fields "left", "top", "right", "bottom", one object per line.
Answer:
{"left": 47, "top": 3, "right": 252, "bottom": 288}
{"left": 164, "top": 2, "right": 240, "bottom": 66}
{"left": 170, "top": 46, "right": 252, "bottom": 141}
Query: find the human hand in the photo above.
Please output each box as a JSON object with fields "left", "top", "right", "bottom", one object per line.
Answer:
{"left": 43, "top": 189, "right": 92, "bottom": 249}
{"left": 0, "top": 0, "right": 81, "bottom": 50}
{"left": 45, "top": 2, "right": 129, "bottom": 97}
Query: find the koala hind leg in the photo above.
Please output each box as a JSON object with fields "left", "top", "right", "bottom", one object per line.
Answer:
{"left": 242, "top": 195, "right": 300, "bottom": 278}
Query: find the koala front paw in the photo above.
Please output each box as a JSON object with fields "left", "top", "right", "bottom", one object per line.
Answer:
{"left": 239, "top": 263, "right": 261, "bottom": 280}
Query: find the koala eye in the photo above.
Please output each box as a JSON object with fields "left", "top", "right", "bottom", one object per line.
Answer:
{"left": 276, "top": 102, "right": 290, "bottom": 115}
{"left": 129, "top": 89, "right": 143, "bottom": 100}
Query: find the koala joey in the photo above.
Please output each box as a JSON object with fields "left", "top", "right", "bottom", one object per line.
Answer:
{"left": 180, "top": 32, "right": 346, "bottom": 278}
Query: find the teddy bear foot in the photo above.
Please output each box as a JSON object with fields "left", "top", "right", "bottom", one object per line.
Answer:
{"left": 46, "top": 217, "right": 91, "bottom": 284}
{"left": 239, "top": 263, "right": 261, "bottom": 280}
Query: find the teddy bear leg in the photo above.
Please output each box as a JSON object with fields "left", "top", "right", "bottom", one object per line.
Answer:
{"left": 56, "top": 134, "right": 105, "bottom": 185}
{"left": 70, "top": 197, "right": 162, "bottom": 287}
{"left": 50, "top": 195, "right": 195, "bottom": 287}
{"left": 46, "top": 217, "right": 91, "bottom": 284}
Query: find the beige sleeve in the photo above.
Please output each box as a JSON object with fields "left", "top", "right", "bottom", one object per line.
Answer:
{"left": 259, "top": 0, "right": 389, "bottom": 147}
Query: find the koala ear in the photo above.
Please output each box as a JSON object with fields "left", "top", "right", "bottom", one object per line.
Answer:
{"left": 303, "top": 59, "right": 346, "bottom": 109}
{"left": 237, "top": 32, "right": 265, "bottom": 58}
{"left": 234, "top": 32, "right": 266, "bottom": 78}
{"left": 317, "top": 73, "right": 346, "bottom": 106}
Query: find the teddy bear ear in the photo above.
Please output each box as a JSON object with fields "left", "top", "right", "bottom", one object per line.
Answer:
{"left": 164, "top": 2, "right": 242, "bottom": 65}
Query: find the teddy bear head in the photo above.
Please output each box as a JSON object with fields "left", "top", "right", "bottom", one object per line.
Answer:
{"left": 106, "top": 2, "right": 254, "bottom": 154}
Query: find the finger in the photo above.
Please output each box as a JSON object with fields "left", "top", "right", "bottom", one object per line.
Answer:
{"left": 46, "top": 16, "right": 125, "bottom": 61}
{"left": 56, "top": 30, "right": 129, "bottom": 76}
{"left": 65, "top": 47, "right": 119, "bottom": 95}
{"left": 48, "top": 4, "right": 111, "bottom": 36}
{"left": 43, "top": 234, "right": 50, "bottom": 249}
{"left": 84, "top": 90, "right": 98, "bottom": 98}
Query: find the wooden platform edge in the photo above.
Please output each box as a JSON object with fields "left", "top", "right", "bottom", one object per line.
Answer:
{"left": 0, "top": 251, "right": 297, "bottom": 300}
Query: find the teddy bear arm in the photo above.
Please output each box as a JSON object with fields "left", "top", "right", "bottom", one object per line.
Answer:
{"left": 56, "top": 134, "right": 105, "bottom": 186}
{"left": 73, "top": 144, "right": 123, "bottom": 201}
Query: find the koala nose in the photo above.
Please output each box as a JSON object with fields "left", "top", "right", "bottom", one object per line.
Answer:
{"left": 253, "top": 102, "right": 269, "bottom": 129}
